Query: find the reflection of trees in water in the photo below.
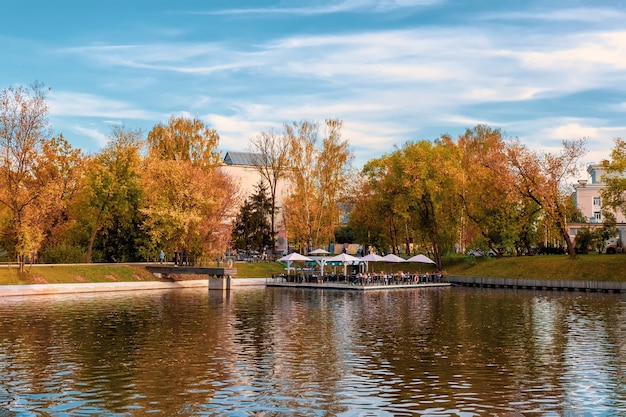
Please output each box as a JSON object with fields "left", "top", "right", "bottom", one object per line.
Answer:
{"left": 0, "top": 288, "right": 624, "bottom": 414}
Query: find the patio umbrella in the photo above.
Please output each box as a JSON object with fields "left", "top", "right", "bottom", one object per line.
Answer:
{"left": 326, "top": 253, "right": 361, "bottom": 277}
{"left": 307, "top": 248, "right": 331, "bottom": 275}
{"left": 382, "top": 253, "right": 406, "bottom": 274}
{"left": 278, "top": 252, "right": 313, "bottom": 272}
{"left": 406, "top": 254, "right": 436, "bottom": 264}
{"left": 360, "top": 253, "right": 385, "bottom": 272}
{"left": 382, "top": 253, "right": 406, "bottom": 263}
{"left": 308, "top": 248, "right": 331, "bottom": 255}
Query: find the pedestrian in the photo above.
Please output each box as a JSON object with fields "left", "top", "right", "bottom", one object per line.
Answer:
{"left": 159, "top": 249, "right": 165, "bottom": 264}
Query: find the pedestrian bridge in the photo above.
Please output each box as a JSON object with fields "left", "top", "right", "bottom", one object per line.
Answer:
{"left": 145, "top": 265, "right": 237, "bottom": 291}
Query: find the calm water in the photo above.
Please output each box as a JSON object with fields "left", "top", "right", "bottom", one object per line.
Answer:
{"left": 0, "top": 286, "right": 625, "bottom": 416}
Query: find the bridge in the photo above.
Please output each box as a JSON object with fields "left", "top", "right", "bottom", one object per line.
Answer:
{"left": 145, "top": 265, "right": 237, "bottom": 291}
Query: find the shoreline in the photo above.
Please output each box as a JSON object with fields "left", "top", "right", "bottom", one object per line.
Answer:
{"left": 0, "top": 278, "right": 267, "bottom": 297}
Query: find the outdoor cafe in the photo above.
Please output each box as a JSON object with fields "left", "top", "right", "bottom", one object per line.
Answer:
{"left": 273, "top": 251, "right": 445, "bottom": 287}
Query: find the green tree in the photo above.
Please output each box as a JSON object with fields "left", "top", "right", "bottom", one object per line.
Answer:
{"left": 600, "top": 138, "right": 626, "bottom": 218}
{"left": 231, "top": 182, "right": 273, "bottom": 253}
{"left": 75, "top": 125, "right": 144, "bottom": 263}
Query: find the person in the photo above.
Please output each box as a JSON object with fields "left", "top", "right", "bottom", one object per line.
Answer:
{"left": 159, "top": 250, "right": 165, "bottom": 264}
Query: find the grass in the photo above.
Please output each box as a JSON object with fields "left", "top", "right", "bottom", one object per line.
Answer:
{"left": 1, "top": 253, "right": 625, "bottom": 285}
{"left": 0, "top": 261, "right": 286, "bottom": 285}
{"left": 443, "top": 252, "right": 626, "bottom": 282}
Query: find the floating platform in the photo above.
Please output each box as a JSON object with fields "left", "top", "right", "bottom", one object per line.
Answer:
{"left": 265, "top": 280, "right": 450, "bottom": 291}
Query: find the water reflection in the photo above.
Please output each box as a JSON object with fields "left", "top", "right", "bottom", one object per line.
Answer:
{"left": 0, "top": 287, "right": 625, "bottom": 415}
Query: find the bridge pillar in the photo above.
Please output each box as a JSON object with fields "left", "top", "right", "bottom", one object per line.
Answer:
{"left": 208, "top": 275, "right": 231, "bottom": 292}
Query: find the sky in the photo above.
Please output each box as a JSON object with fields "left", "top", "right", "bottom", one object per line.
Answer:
{"left": 3, "top": 0, "right": 626, "bottom": 180}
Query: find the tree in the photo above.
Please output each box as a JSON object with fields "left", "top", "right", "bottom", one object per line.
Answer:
{"left": 506, "top": 138, "right": 587, "bottom": 258}
{"left": 457, "top": 125, "right": 531, "bottom": 256}
{"left": 231, "top": 182, "right": 273, "bottom": 254}
{"left": 600, "top": 138, "right": 626, "bottom": 218}
{"left": 282, "top": 119, "right": 353, "bottom": 252}
{"left": 147, "top": 116, "right": 221, "bottom": 167}
{"left": 249, "top": 129, "right": 290, "bottom": 255}
{"left": 142, "top": 117, "right": 239, "bottom": 262}
{"left": 0, "top": 82, "right": 52, "bottom": 271}
{"left": 401, "top": 137, "right": 463, "bottom": 270}
{"left": 76, "top": 125, "right": 144, "bottom": 263}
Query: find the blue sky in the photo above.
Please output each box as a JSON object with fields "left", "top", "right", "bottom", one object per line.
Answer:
{"left": 3, "top": 0, "right": 626, "bottom": 179}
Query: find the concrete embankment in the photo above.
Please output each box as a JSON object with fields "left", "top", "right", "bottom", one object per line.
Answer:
{"left": 448, "top": 275, "right": 626, "bottom": 293}
{"left": 0, "top": 278, "right": 267, "bottom": 297}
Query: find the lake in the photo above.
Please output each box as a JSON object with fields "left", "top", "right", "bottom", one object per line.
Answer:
{"left": 0, "top": 286, "right": 625, "bottom": 416}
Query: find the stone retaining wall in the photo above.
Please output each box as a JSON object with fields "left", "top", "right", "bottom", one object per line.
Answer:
{"left": 448, "top": 275, "right": 626, "bottom": 292}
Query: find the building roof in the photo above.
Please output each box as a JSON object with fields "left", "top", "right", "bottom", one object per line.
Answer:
{"left": 223, "top": 151, "right": 263, "bottom": 166}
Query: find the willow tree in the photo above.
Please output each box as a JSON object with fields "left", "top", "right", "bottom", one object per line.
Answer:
{"left": 249, "top": 129, "right": 290, "bottom": 254}
{"left": 506, "top": 138, "right": 587, "bottom": 258}
{"left": 142, "top": 116, "right": 238, "bottom": 262}
{"left": 282, "top": 119, "right": 353, "bottom": 252}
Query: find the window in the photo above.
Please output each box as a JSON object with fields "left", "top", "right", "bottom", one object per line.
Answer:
{"left": 593, "top": 196, "right": 601, "bottom": 206}
{"left": 594, "top": 211, "right": 602, "bottom": 221}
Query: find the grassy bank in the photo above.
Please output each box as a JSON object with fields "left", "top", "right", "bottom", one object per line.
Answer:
{"left": 2, "top": 253, "right": 625, "bottom": 285}
{"left": 0, "top": 261, "right": 286, "bottom": 285}
{"left": 443, "top": 253, "right": 626, "bottom": 282}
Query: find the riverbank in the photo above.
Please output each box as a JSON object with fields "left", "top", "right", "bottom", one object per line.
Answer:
{"left": 0, "top": 278, "right": 267, "bottom": 297}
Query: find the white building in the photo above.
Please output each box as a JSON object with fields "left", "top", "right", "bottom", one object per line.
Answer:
{"left": 569, "top": 161, "right": 626, "bottom": 243}
{"left": 219, "top": 151, "right": 291, "bottom": 252}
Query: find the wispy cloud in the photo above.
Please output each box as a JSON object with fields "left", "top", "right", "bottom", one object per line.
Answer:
{"left": 193, "top": 0, "right": 442, "bottom": 16}
{"left": 48, "top": 90, "right": 159, "bottom": 120}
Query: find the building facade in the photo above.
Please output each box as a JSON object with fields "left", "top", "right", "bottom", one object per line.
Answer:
{"left": 219, "top": 151, "right": 291, "bottom": 253}
{"left": 569, "top": 161, "right": 626, "bottom": 244}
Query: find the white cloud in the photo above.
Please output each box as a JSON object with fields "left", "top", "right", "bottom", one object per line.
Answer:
{"left": 196, "top": 0, "right": 442, "bottom": 16}
{"left": 72, "top": 125, "right": 108, "bottom": 148}
{"left": 48, "top": 90, "right": 158, "bottom": 120}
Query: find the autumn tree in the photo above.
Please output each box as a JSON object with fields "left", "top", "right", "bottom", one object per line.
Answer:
{"left": 0, "top": 82, "right": 54, "bottom": 271}
{"left": 600, "top": 138, "right": 626, "bottom": 219}
{"left": 456, "top": 125, "right": 537, "bottom": 256}
{"left": 506, "top": 138, "right": 587, "bottom": 258}
{"left": 249, "top": 129, "right": 290, "bottom": 255}
{"left": 282, "top": 119, "right": 353, "bottom": 252}
{"left": 147, "top": 116, "right": 221, "bottom": 167}
{"left": 360, "top": 152, "right": 412, "bottom": 255}
{"left": 34, "top": 135, "right": 85, "bottom": 254}
{"left": 142, "top": 116, "right": 238, "bottom": 263}
{"left": 401, "top": 138, "right": 463, "bottom": 270}
{"left": 74, "top": 125, "right": 144, "bottom": 263}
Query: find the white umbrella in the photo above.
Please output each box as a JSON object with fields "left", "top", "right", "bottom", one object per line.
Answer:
{"left": 308, "top": 248, "right": 331, "bottom": 255}
{"left": 382, "top": 253, "right": 406, "bottom": 263}
{"left": 326, "top": 253, "right": 361, "bottom": 277}
{"left": 406, "top": 254, "right": 436, "bottom": 264}
{"left": 278, "top": 252, "right": 313, "bottom": 272}
{"left": 360, "top": 253, "right": 386, "bottom": 262}
{"left": 360, "top": 253, "right": 385, "bottom": 273}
